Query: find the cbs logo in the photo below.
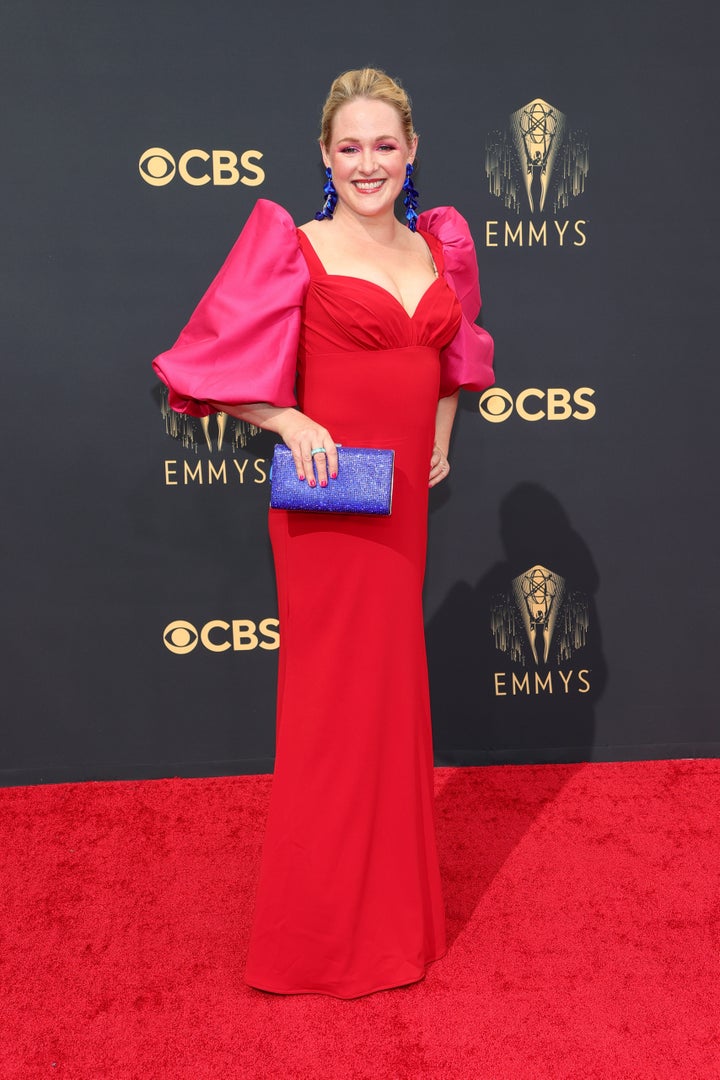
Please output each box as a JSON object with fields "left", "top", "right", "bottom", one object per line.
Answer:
{"left": 479, "top": 387, "right": 596, "bottom": 423}
{"left": 139, "top": 148, "right": 265, "bottom": 187}
{"left": 163, "top": 618, "right": 279, "bottom": 654}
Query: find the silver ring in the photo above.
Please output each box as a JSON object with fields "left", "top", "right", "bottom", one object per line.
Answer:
{"left": 311, "top": 447, "right": 326, "bottom": 455}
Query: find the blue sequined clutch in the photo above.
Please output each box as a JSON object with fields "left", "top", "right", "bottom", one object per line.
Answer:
{"left": 270, "top": 444, "right": 395, "bottom": 515}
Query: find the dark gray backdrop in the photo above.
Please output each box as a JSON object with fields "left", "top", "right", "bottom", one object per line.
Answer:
{"left": 2, "top": 0, "right": 717, "bottom": 784}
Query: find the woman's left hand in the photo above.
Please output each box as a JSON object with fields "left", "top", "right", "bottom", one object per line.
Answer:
{"left": 429, "top": 444, "right": 450, "bottom": 488}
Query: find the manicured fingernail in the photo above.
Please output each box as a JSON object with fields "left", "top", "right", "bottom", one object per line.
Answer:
{"left": 320, "top": 480, "right": 327, "bottom": 488}
{"left": 308, "top": 478, "right": 316, "bottom": 488}
{"left": 330, "top": 472, "right": 337, "bottom": 479}
{"left": 298, "top": 474, "right": 305, "bottom": 481}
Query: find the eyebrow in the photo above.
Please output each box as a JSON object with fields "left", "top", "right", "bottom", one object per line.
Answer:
{"left": 336, "top": 135, "right": 400, "bottom": 143}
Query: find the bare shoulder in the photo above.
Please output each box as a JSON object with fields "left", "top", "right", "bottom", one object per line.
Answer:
{"left": 406, "top": 227, "right": 431, "bottom": 253}
{"left": 297, "top": 218, "right": 338, "bottom": 261}
{"left": 297, "top": 218, "right": 324, "bottom": 237}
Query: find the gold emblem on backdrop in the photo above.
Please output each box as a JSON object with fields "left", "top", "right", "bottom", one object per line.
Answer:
{"left": 491, "top": 563, "right": 590, "bottom": 695}
{"left": 159, "top": 390, "right": 269, "bottom": 488}
{"left": 486, "top": 98, "right": 589, "bottom": 216}
{"left": 484, "top": 98, "right": 589, "bottom": 247}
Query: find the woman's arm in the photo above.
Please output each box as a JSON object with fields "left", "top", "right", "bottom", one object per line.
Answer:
{"left": 207, "top": 401, "right": 338, "bottom": 487}
{"left": 429, "top": 391, "right": 459, "bottom": 488}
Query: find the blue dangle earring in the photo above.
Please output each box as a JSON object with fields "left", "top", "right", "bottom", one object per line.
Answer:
{"left": 315, "top": 167, "right": 338, "bottom": 221}
{"left": 402, "top": 162, "right": 419, "bottom": 231}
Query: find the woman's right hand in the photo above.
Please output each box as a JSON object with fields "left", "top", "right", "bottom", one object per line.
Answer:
{"left": 205, "top": 401, "right": 338, "bottom": 486}
{"left": 276, "top": 410, "right": 338, "bottom": 487}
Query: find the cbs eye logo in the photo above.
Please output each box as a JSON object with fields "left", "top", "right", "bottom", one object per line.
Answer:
{"left": 163, "top": 618, "right": 279, "bottom": 654}
{"left": 479, "top": 387, "right": 596, "bottom": 423}
{"left": 163, "top": 620, "right": 198, "bottom": 654}
{"left": 139, "top": 148, "right": 265, "bottom": 187}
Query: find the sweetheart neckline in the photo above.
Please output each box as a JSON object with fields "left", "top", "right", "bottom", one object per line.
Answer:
{"left": 296, "top": 228, "right": 444, "bottom": 320}
{"left": 317, "top": 273, "right": 445, "bottom": 321}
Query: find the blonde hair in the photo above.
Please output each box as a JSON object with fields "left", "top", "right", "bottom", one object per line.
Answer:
{"left": 319, "top": 68, "right": 416, "bottom": 148}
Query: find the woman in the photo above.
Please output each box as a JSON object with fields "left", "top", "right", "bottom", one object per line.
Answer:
{"left": 153, "top": 68, "right": 494, "bottom": 999}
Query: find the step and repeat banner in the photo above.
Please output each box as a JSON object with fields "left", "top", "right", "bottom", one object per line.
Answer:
{"left": 3, "top": 1, "right": 716, "bottom": 783}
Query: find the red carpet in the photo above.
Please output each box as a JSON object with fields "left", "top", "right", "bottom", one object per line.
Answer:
{"left": 1, "top": 760, "right": 718, "bottom": 1079}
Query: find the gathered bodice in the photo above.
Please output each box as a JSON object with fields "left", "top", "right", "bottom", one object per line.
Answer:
{"left": 295, "top": 230, "right": 463, "bottom": 357}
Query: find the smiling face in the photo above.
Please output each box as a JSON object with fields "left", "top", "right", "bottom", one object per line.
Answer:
{"left": 321, "top": 98, "right": 418, "bottom": 224}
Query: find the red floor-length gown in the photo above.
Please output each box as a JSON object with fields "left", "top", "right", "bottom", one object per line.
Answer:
{"left": 152, "top": 199, "right": 493, "bottom": 998}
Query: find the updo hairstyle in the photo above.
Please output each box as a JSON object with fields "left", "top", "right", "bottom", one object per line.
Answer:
{"left": 319, "top": 68, "right": 416, "bottom": 148}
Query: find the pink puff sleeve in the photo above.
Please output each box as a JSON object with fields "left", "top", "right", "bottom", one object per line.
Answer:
{"left": 417, "top": 206, "right": 495, "bottom": 397}
{"left": 152, "top": 199, "right": 310, "bottom": 417}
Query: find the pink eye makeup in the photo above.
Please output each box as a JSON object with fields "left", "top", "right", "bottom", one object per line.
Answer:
{"left": 335, "top": 139, "right": 400, "bottom": 153}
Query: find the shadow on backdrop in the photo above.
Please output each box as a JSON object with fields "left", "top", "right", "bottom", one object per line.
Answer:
{"left": 428, "top": 481, "right": 608, "bottom": 766}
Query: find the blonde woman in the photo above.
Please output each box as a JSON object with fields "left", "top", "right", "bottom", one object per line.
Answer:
{"left": 153, "top": 67, "right": 494, "bottom": 998}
